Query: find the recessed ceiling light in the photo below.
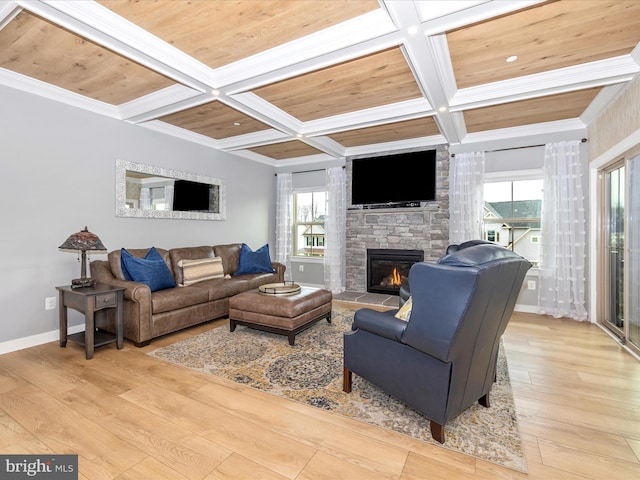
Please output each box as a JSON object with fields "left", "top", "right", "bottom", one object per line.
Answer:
{"left": 233, "top": 122, "right": 240, "bottom": 126}
{"left": 438, "top": 106, "right": 448, "bottom": 113}
{"left": 211, "top": 89, "right": 220, "bottom": 96}
{"left": 407, "top": 25, "right": 419, "bottom": 35}
{"left": 506, "top": 55, "right": 518, "bottom": 63}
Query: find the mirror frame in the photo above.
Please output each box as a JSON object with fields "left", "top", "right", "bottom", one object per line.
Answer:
{"left": 115, "top": 159, "right": 226, "bottom": 220}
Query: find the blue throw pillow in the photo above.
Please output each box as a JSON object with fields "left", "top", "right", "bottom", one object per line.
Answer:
{"left": 121, "top": 247, "right": 176, "bottom": 292}
{"left": 234, "top": 243, "right": 275, "bottom": 275}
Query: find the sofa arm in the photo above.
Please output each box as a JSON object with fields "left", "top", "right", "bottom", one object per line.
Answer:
{"left": 352, "top": 308, "right": 407, "bottom": 342}
{"left": 272, "top": 262, "right": 286, "bottom": 282}
{"left": 90, "top": 260, "right": 151, "bottom": 302}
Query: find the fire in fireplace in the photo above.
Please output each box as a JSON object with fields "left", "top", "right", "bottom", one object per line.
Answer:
{"left": 367, "top": 249, "right": 424, "bottom": 295}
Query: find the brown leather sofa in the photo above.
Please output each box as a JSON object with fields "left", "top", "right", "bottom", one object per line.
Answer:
{"left": 90, "top": 244, "right": 285, "bottom": 346}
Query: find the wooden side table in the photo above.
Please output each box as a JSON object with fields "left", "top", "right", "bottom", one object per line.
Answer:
{"left": 56, "top": 284, "right": 125, "bottom": 359}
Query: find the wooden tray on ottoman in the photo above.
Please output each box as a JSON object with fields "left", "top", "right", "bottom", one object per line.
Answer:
{"left": 258, "top": 282, "right": 301, "bottom": 296}
{"left": 229, "top": 286, "right": 332, "bottom": 345}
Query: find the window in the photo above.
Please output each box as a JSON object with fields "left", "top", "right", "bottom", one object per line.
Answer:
{"left": 293, "top": 190, "right": 327, "bottom": 257}
{"left": 486, "top": 230, "right": 500, "bottom": 242}
{"left": 483, "top": 178, "right": 542, "bottom": 267}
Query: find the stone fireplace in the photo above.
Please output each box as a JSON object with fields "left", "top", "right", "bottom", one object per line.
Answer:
{"left": 345, "top": 146, "right": 449, "bottom": 293}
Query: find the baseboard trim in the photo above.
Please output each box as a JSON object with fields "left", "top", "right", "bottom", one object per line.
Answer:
{"left": 0, "top": 324, "right": 84, "bottom": 355}
{"left": 514, "top": 304, "right": 537, "bottom": 314}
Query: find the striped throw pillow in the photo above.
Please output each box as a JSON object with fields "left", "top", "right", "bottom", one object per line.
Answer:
{"left": 394, "top": 296, "right": 412, "bottom": 321}
{"left": 178, "top": 257, "right": 224, "bottom": 286}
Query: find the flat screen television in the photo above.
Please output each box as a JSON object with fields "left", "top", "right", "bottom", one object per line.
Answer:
{"left": 351, "top": 150, "right": 436, "bottom": 206}
{"left": 173, "top": 180, "right": 212, "bottom": 211}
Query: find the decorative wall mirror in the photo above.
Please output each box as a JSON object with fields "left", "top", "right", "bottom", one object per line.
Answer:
{"left": 115, "top": 159, "right": 226, "bottom": 220}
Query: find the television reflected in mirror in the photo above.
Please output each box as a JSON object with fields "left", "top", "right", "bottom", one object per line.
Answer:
{"left": 115, "top": 159, "right": 226, "bottom": 220}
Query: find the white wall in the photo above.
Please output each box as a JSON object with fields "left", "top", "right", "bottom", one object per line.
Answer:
{"left": 0, "top": 85, "right": 276, "bottom": 349}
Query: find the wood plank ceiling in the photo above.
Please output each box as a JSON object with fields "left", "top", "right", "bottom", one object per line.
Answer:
{"left": 0, "top": 0, "right": 638, "bottom": 165}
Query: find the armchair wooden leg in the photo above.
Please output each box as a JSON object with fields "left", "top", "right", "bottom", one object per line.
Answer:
{"left": 343, "top": 367, "right": 352, "bottom": 393}
{"left": 479, "top": 392, "right": 490, "bottom": 408}
{"left": 430, "top": 421, "right": 445, "bottom": 444}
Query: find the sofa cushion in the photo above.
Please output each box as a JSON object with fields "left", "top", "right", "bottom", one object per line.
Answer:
{"left": 121, "top": 247, "right": 176, "bottom": 292}
{"left": 193, "top": 277, "right": 252, "bottom": 301}
{"left": 169, "top": 246, "right": 215, "bottom": 286}
{"left": 178, "top": 257, "right": 225, "bottom": 286}
{"left": 213, "top": 243, "right": 242, "bottom": 275}
{"left": 234, "top": 243, "right": 275, "bottom": 275}
{"left": 243, "top": 271, "right": 282, "bottom": 289}
{"left": 150, "top": 286, "right": 209, "bottom": 314}
{"left": 109, "top": 247, "right": 171, "bottom": 281}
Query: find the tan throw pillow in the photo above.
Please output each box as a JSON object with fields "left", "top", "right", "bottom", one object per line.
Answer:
{"left": 178, "top": 257, "right": 224, "bottom": 286}
{"left": 394, "top": 296, "right": 412, "bottom": 321}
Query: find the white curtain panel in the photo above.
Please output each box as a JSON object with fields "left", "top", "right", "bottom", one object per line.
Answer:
{"left": 324, "top": 167, "right": 346, "bottom": 294}
{"left": 140, "top": 187, "right": 151, "bottom": 210}
{"left": 275, "top": 173, "right": 293, "bottom": 281}
{"left": 449, "top": 151, "right": 485, "bottom": 245}
{"left": 537, "top": 140, "right": 588, "bottom": 321}
{"left": 164, "top": 184, "right": 174, "bottom": 210}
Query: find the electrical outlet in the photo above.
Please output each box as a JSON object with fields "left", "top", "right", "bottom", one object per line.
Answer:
{"left": 45, "top": 296, "right": 57, "bottom": 310}
{"left": 298, "top": 264, "right": 304, "bottom": 272}
{"left": 527, "top": 280, "right": 536, "bottom": 290}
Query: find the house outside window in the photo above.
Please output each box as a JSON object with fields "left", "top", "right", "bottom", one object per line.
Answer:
{"left": 483, "top": 178, "right": 542, "bottom": 267}
{"left": 293, "top": 190, "right": 327, "bottom": 257}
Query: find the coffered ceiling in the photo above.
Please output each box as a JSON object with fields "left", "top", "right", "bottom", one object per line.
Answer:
{"left": 1, "top": 1, "right": 638, "bottom": 166}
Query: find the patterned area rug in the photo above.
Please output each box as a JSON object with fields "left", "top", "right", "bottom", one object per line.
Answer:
{"left": 149, "top": 306, "right": 527, "bottom": 473}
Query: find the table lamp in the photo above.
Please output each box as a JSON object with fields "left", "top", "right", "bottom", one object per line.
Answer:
{"left": 59, "top": 226, "right": 107, "bottom": 288}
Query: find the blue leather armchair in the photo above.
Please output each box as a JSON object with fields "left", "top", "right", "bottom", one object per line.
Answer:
{"left": 343, "top": 244, "right": 531, "bottom": 443}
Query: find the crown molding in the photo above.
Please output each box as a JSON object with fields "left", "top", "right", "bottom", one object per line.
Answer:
{"left": 344, "top": 134, "right": 446, "bottom": 157}
{"left": 0, "top": 68, "right": 119, "bottom": 118}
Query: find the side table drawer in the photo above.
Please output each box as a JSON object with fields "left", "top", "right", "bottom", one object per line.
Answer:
{"left": 95, "top": 292, "right": 117, "bottom": 309}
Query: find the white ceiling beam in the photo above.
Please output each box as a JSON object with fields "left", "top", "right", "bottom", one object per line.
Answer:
{"left": 450, "top": 118, "right": 587, "bottom": 154}
{"left": 215, "top": 9, "right": 398, "bottom": 89}
{"left": 384, "top": 0, "right": 464, "bottom": 144}
{"left": 120, "top": 86, "right": 211, "bottom": 122}
{"left": 217, "top": 130, "right": 292, "bottom": 151}
{"left": 415, "top": 0, "right": 545, "bottom": 35}
{"left": 302, "top": 98, "right": 433, "bottom": 137}
{"left": 451, "top": 56, "right": 640, "bottom": 110}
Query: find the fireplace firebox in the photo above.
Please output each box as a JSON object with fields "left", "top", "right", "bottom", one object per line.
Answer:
{"left": 367, "top": 249, "right": 424, "bottom": 295}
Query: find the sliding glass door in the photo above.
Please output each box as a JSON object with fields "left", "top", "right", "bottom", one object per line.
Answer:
{"left": 604, "top": 164, "right": 624, "bottom": 334}
{"left": 602, "top": 156, "right": 640, "bottom": 354}
{"left": 628, "top": 155, "right": 640, "bottom": 350}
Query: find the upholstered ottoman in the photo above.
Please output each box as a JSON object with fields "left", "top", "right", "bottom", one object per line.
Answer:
{"left": 228, "top": 286, "right": 332, "bottom": 345}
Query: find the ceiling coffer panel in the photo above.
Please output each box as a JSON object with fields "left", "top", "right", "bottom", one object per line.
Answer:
{"left": 97, "top": 0, "right": 380, "bottom": 69}
{"left": 447, "top": 1, "right": 640, "bottom": 89}
{"left": 158, "top": 101, "right": 272, "bottom": 140}
{"left": 249, "top": 141, "right": 325, "bottom": 160}
{"left": 0, "top": 11, "right": 174, "bottom": 104}
{"left": 328, "top": 117, "right": 442, "bottom": 147}
{"left": 252, "top": 48, "right": 424, "bottom": 122}
{"left": 464, "top": 88, "right": 602, "bottom": 133}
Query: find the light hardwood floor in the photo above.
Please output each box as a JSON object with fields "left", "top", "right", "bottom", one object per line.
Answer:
{"left": 0, "top": 302, "right": 638, "bottom": 479}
